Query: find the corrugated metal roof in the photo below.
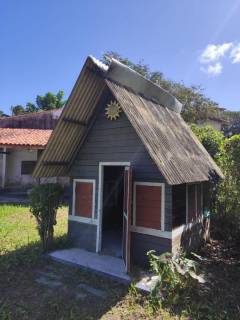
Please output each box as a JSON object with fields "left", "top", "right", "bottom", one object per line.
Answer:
{"left": 33, "top": 55, "right": 223, "bottom": 184}
{"left": 106, "top": 80, "right": 223, "bottom": 184}
{"left": 0, "top": 128, "right": 52, "bottom": 148}
{"left": 33, "top": 56, "right": 107, "bottom": 177}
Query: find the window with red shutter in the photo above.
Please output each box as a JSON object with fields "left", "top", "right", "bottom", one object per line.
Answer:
{"left": 74, "top": 181, "right": 94, "bottom": 218}
{"left": 134, "top": 183, "right": 163, "bottom": 230}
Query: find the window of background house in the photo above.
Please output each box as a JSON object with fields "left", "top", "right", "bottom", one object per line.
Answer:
{"left": 172, "top": 184, "right": 186, "bottom": 228}
{"left": 21, "top": 161, "right": 37, "bottom": 175}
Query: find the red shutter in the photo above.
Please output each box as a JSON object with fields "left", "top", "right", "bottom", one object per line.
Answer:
{"left": 135, "top": 185, "right": 162, "bottom": 229}
{"left": 188, "top": 184, "right": 196, "bottom": 222}
{"left": 75, "top": 182, "right": 93, "bottom": 218}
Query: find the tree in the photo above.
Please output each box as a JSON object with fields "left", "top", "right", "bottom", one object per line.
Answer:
{"left": 0, "top": 110, "right": 4, "bottom": 117}
{"left": 11, "top": 105, "right": 25, "bottom": 116}
{"left": 29, "top": 183, "right": 64, "bottom": 252}
{"left": 36, "top": 90, "right": 65, "bottom": 111}
{"left": 102, "top": 51, "right": 222, "bottom": 124}
{"left": 10, "top": 90, "right": 65, "bottom": 115}
{"left": 190, "top": 124, "right": 224, "bottom": 160}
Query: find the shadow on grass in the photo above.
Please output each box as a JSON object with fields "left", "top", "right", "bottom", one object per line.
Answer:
{"left": 0, "top": 234, "right": 70, "bottom": 274}
{"left": 0, "top": 235, "right": 130, "bottom": 320}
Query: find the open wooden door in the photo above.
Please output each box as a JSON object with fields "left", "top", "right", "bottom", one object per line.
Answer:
{"left": 123, "top": 166, "right": 132, "bottom": 273}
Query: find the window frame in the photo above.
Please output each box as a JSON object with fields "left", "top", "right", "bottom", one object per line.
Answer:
{"left": 69, "top": 179, "right": 97, "bottom": 225}
{"left": 131, "top": 181, "right": 165, "bottom": 237}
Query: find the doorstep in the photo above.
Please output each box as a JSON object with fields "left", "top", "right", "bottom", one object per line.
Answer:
{"left": 48, "top": 248, "right": 131, "bottom": 283}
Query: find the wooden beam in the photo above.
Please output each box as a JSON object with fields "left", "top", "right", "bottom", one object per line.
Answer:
{"left": 43, "top": 161, "right": 69, "bottom": 166}
{"left": 63, "top": 117, "right": 87, "bottom": 126}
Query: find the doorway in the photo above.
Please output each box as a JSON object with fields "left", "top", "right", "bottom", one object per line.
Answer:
{"left": 101, "top": 166, "right": 125, "bottom": 258}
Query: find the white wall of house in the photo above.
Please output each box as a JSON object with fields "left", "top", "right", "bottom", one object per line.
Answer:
{"left": 0, "top": 152, "right": 3, "bottom": 187}
{"left": 0, "top": 147, "right": 70, "bottom": 189}
{"left": 5, "top": 148, "right": 38, "bottom": 186}
{"left": 198, "top": 119, "right": 222, "bottom": 131}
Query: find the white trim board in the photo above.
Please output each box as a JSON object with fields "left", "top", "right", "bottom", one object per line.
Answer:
{"left": 68, "top": 215, "right": 98, "bottom": 225}
{"left": 72, "top": 178, "right": 96, "bottom": 222}
{"left": 133, "top": 181, "right": 165, "bottom": 232}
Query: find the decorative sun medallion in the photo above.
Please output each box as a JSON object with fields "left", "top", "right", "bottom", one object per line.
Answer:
{"left": 105, "top": 100, "right": 122, "bottom": 120}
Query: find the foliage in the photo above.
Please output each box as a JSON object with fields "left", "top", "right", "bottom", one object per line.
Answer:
{"left": 190, "top": 124, "right": 224, "bottom": 160}
{"left": 190, "top": 123, "right": 240, "bottom": 243}
{"left": 11, "top": 90, "right": 65, "bottom": 115}
{"left": 11, "top": 104, "right": 25, "bottom": 115}
{"left": 36, "top": 90, "right": 65, "bottom": 111}
{"left": 213, "top": 135, "right": 240, "bottom": 242}
{"left": 29, "top": 184, "right": 64, "bottom": 252}
{"left": 0, "top": 109, "right": 4, "bottom": 116}
{"left": 102, "top": 51, "right": 223, "bottom": 124}
{"left": 147, "top": 251, "right": 204, "bottom": 310}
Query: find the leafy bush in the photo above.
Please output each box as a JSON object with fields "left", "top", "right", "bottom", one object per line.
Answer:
{"left": 190, "top": 124, "right": 224, "bottom": 160}
{"left": 29, "top": 183, "right": 64, "bottom": 252}
{"left": 213, "top": 135, "right": 240, "bottom": 242}
{"left": 147, "top": 251, "right": 204, "bottom": 310}
{"left": 192, "top": 124, "right": 240, "bottom": 243}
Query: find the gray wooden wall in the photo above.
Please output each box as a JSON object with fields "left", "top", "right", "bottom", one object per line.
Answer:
{"left": 70, "top": 95, "right": 172, "bottom": 231}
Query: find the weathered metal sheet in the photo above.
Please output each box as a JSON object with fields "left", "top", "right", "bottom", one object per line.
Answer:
{"left": 33, "top": 56, "right": 107, "bottom": 177}
{"left": 106, "top": 80, "right": 223, "bottom": 185}
{"left": 34, "top": 55, "right": 223, "bottom": 185}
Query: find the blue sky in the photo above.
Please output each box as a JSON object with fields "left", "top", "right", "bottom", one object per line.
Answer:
{"left": 1, "top": 0, "right": 240, "bottom": 114}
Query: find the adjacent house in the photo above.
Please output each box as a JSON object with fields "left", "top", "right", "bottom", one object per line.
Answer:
{"left": 33, "top": 56, "right": 223, "bottom": 271}
{"left": 0, "top": 109, "right": 65, "bottom": 189}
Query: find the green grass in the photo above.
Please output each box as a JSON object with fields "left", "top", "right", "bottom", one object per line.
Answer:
{"left": 0, "top": 205, "right": 68, "bottom": 272}
{"left": 0, "top": 205, "right": 240, "bottom": 319}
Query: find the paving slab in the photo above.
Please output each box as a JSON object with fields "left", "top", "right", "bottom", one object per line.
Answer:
{"left": 78, "top": 283, "right": 107, "bottom": 298}
{"left": 75, "top": 292, "right": 88, "bottom": 301}
{"left": 35, "top": 276, "right": 63, "bottom": 288}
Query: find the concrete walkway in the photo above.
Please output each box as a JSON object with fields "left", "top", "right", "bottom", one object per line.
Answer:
{"left": 49, "top": 248, "right": 131, "bottom": 283}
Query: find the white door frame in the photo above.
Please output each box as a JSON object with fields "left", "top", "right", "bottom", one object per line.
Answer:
{"left": 96, "top": 162, "right": 130, "bottom": 253}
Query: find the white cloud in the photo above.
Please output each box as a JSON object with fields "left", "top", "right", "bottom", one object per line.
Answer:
{"left": 201, "top": 62, "right": 223, "bottom": 76}
{"left": 200, "top": 42, "right": 233, "bottom": 64}
{"left": 230, "top": 44, "right": 240, "bottom": 63}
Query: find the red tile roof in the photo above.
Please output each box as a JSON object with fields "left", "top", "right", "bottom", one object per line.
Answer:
{"left": 0, "top": 128, "right": 52, "bottom": 148}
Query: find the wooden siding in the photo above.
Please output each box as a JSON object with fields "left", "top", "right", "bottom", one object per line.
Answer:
{"left": 172, "top": 184, "right": 186, "bottom": 228}
{"left": 172, "top": 222, "right": 205, "bottom": 254}
{"left": 75, "top": 182, "right": 93, "bottom": 218}
{"left": 70, "top": 97, "right": 173, "bottom": 232}
{"left": 135, "top": 185, "right": 162, "bottom": 229}
{"left": 187, "top": 184, "right": 196, "bottom": 223}
{"left": 131, "top": 232, "right": 171, "bottom": 267}
{"left": 196, "top": 184, "right": 202, "bottom": 217}
{"left": 68, "top": 220, "right": 97, "bottom": 251}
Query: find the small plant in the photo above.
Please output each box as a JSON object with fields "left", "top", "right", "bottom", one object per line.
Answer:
{"left": 147, "top": 250, "right": 205, "bottom": 310}
{"left": 29, "top": 183, "right": 64, "bottom": 252}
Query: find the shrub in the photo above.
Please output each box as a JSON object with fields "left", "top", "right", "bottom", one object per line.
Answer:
{"left": 190, "top": 124, "right": 224, "bottom": 160}
{"left": 213, "top": 135, "right": 240, "bottom": 243}
{"left": 29, "top": 183, "right": 64, "bottom": 252}
{"left": 147, "top": 251, "right": 204, "bottom": 310}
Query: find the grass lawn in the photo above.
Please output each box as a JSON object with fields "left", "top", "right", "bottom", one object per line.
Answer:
{"left": 1, "top": 205, "right": 240, "bottom": 319}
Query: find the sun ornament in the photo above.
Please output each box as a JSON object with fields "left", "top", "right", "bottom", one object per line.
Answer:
{"left": 105, "top": 101, "right": 122, "bottom": 120}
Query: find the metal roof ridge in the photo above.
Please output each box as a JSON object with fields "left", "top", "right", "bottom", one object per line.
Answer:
{"left": 106, "top": 58, "right": 182, "bottom": 113}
